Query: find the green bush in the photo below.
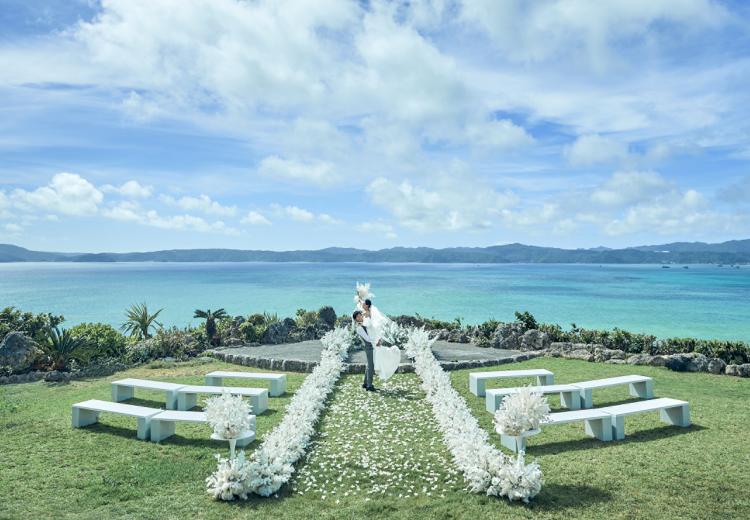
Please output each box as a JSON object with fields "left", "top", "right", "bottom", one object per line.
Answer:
{"left": 295, "top": 308, "right": 319, "bottom": 328}
{"left": 124, "top": 326, "right": 207, "bottom": 364}
{"left": 514, "top": 311, "right": 538, "bottom": 332}
{"left": 0, "top": 307, "right": 64, "bottom": 343}
{"left": 240, "top": 312, "right": 279, "bottom": 342}
{"left": 318, "top": 306, "right": 337, "bottom": 328}
{"left": 39, "top": 326, "right": 91, "bottom": 371}
{"left": 68, "top": 323, "right": 127, "bottom": 360}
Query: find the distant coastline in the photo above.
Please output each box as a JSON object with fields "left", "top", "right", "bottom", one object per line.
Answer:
{"left": 2, "top": 240, "right": 750, "bottom": 264}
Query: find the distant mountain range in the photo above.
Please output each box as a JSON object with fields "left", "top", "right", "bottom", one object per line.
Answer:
{"left": 2, "top": 240, "right": 750, "bottom": 264}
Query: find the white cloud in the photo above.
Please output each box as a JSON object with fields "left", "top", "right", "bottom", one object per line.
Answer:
{"left": 10, "top": 172, "right": 103, "bottom": 215}
{"left": 241, "top": 211, "right": 271, "bottom": 226}
{"left": 258, "top": 156, "right": 338, "bottom": 186}
{"left": 101, "top": 200, "right": 142, "bottom": 222}
{"left": 144, "top": 211, "right": 237, "bottom": 234}
{"left": 603, "top": 188, "right": 714, "bottom": 236}
{"left": 367, "top": 169, "right": 519, "bottom": 232}
{"left": 270, "top": 204, "right": 341, "bottom": 225}
{"left": 284, "top": 205, "right": 315, "bottom": 222}
{"left": 102, "top": 180, "right": 153, "bottom": 198}
{"left": 160, "top": 194, "right": 237, "bottom": 217}
{"left": 358, "top": 221, "right": 397, "bottom": 239}
{"left": 461, "top": 0, "right": 727, "bottom": 66}
{"left": 102, "top": 200, "right": 239, "bottom": 235}
{"left": 466, "top": 119, "right": 534, "bottom": 151}
{"left": 318, "top": 213, "right": 342, "bottom": 225}
{"left": 565, "top": 134, "right": 630, "bottom": 166}
{"left": 4, "top": 222, "right": 22, "bottom": 234}
{"left": 590, "top": 171, "right": 672, "bottom": 207}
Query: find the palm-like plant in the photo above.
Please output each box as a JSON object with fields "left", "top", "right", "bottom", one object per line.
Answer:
{"left": 194, "top": 308, "right": 228, "bottom": 346}
{"left": 41, "top": 326, "right": 90, "bottom": 371}
{"left": 121, "top": 303, "right": 163, "bottom": 340}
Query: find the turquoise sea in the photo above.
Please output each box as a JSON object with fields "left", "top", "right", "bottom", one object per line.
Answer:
{"left": 1, "top": 262, "right": 749, "bottom": 341}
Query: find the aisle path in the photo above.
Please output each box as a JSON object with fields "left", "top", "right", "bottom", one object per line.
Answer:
{"left": 290, "top": 374, "right": 462, "bottom": 500}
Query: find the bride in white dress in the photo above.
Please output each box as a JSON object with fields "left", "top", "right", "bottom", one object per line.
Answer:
{"left": 354, "top": 283, "right": 401, "bottom": 381}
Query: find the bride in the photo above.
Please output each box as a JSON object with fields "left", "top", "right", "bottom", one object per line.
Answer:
{"left": 354, "top": 282, "right": 401, "bottom": 381}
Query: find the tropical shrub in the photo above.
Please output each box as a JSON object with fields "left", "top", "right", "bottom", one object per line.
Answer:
{"left": 239, "top": 313, "right": 278, "bottom": 343}
{"left": 514, "top": 311, "right": 538, "bottom": 332}
{"left": 121, "top": 303, "right": 163, "bottom": 340}
{"left": 68, "top": 323, "right": 127, "bottom": 360}
{"left": 295, "top": 308, "right": 319, "bottom": 329}
{"left": 194, "top": 308, "right": 228, "bottom": 346}
{"left": 39, "top": 326, "right": 91, "bottom": 371}
{"left": 0, "top": 307, "right": 64, "bottom": 343}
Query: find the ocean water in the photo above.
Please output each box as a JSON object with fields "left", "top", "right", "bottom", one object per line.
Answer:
{"left": 1, "top": 262, "right": 749, "bottom": 342}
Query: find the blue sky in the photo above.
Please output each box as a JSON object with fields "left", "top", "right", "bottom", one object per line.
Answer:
{"left": 1, "top": 0, "right": 749, "bottom": 252}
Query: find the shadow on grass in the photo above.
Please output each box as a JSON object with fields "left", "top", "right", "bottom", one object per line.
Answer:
{"left": 79, "top": 422, "right": 260, "bottom": 450}
{"left": 527, "top": 423, "right": 705, "bottom": 455}
{"left": 533, "top": 483, "right": 613, "bottom": 510}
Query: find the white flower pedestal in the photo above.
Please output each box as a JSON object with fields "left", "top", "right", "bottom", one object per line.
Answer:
{"left": 500, "top": 428, "right": 541, "bottom": 454}
{"left": 211, "top": 431, "right": 255, "bottom": 459}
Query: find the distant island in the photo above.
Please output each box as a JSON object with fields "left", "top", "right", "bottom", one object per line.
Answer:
{"left": 2, "top": 240, "right": 750, "bottom": 264}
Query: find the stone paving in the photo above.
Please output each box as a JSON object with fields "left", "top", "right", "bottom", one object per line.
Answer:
{"left": 210, "top": 340, "right": 527, "bottom": 373}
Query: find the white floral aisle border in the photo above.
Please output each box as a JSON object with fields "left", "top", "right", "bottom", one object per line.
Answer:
{"left": 405, "top": 327, "right": 544, "bottom": 502}
{"left": 206, "top": 327, "right": 352, "bottom": 500}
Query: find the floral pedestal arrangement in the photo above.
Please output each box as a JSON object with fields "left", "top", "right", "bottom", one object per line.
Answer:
{"left": 211, "top": 430, "right": 255, "bottom": 458}
{"left": 500, "top": 428, "right": 541, "bottom": 453}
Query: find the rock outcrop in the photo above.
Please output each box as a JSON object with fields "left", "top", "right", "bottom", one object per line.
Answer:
{"left": 0, "top": 332, "right": 44, "bottom": 373}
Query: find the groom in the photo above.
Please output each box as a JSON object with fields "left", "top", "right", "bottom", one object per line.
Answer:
{"left": 353, "top": 310, "right": 379, "bottom": 392}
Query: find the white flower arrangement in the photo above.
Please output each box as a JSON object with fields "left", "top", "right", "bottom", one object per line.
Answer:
{"left": 206, "top": 326, "right": 352, "bottom": 500}
{"left": 406, "top": 327, "right": 544, "bottom": 503}
{"left": 493, "top": 388, "right": 551, "bottom": 437}
{"left": 354, "top": 281, "right": 373, "bottom": 304}
{"left": 488, "top": 452, "right": 543, "bottom": 501}
{"left": 379, "top": 320, "right": 407, "bottom": 348}
{"left": 204, "top": 393, "right": 253, "bottom": 440}
{"left": 206, "top": 451, "right": 251, "bottom": 501}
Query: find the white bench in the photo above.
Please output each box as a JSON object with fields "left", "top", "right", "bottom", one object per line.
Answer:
{"left": 487, "top": 384, "right": 582, "bottom": 413}
{"left": 72, "top": 399, "right": 161, "bottom": 440}
{"left": 501, "top": 408, "right": 614, "bottom": 452}
{"left": 111, "top": 378, "right": 186, "bottom": 410}
{"left": 469, "top": 369, "right": 554, "bottom": 397}
{"left": 176, "top": 385, "right": 269, "bottom": 414}
{"left": 205, "top": 371, "right": 287, "bottom": 397}
{"left": 601, "top": 397, "right": 690, "bottom": 440}
{"left": 149, "top": 410, "right": 256, "bottom": 445}
{"left": 573, "top": 375, "right": 653, "bottom": 408}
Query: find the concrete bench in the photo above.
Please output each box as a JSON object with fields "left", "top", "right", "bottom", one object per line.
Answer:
{"left": 149, "top": 410, "right": 256, "bottom": 445}
{"left": 176, "top": 385, "right": 268, "bottom": 414}
{"left": 111, "top": 378, "right": 186, "bottom": 410}
{"left": 501, "top": 408, "right": 614, "bottom": 452}
{"left": 72, "top": 399, "right": 161, "bottom": 440}
{"left": 469, "top": 369, "right": 554, "bottom": 397}
{"left": 601, "top": 397, "right": 690, "bottom": 440}
{"left": 205, "top": 371, "right": 287, "bottom": 397}
{"left": 487, "top": 384, "right": 582, "bottom": 413}
{"left": 572, "top": 375, "right": 653, "bottom": 408}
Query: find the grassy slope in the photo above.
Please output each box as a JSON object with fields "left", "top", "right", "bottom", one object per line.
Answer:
{"left": 1, "top": 357, "right": 748, "bottom": 519}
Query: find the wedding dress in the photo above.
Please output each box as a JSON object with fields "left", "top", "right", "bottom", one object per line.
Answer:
{"left": 355, "top": 284, "right": 401, "bottom": 381}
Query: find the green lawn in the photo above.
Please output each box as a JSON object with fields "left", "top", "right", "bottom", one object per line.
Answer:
{"left": 1, "top": 357, "right": 748, "bottom": 519}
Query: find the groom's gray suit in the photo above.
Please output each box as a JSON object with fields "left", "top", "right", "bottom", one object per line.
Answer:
{"left": 356, "top": 324, "right": 375, "bottom": 388}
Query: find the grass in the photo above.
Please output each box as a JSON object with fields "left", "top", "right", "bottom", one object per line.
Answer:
{"left": 1, "top": 357, "right": 749, "bottom": 519}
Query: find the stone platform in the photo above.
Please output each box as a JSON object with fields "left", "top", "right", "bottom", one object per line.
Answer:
{"left": 209, "top": 340, "right": 538, "bottom": 373}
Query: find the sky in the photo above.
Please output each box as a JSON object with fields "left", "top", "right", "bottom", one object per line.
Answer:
{"left": 1, "top": 0, "right": 749, "bottom": 253}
